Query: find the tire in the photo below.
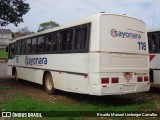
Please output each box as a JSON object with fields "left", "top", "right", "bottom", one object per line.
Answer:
{"left": 44, "top": 73, "right": 55, "bottom": 94}
{"left": 13, "top": 69, "right": 19, "bottom": 81}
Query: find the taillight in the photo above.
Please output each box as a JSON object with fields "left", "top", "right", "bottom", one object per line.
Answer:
{"left": 137, "top": 77, "right": 143, "bottom": 82}
{"left": 101, "top": 78, "right": 109, "bottom": 84}
{"left": 144, "top": 76, "right": 149, "bottom": 81}
{"left": 112, "top": 77, "right": 119, "bottom": 83}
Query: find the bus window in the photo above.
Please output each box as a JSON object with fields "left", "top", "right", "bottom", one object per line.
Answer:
{"left": 52, "top": 33, "right": 57, "bottom": 51}
{"left": 148, "top": 34, "right": 152, "bottom": 52}
{"left": 57, "top": 32, "right": 62, "bottom": 51}
{"left": 62, "top": 29, "right": 73, "bottom": 51}
{"left": 151, "top": 34, "right": 156, "bottom": 52}
{"left": 26, "top": 39, "right": 31, "bottom": 54}
{"left": 21, "top": 40, "right": 26, "bottom": 54}
{"left": 31, "top": 37, "right": 37, "bottom": 53}
{"left": 52, "top": 32, "right": 62, "bottom": 51}
{"left": 74, "top": 25, "right": 89, "bottom": 51}
{"left": 16, "top": 40, "right": 21, "bottom": 54}
{"left": 37, "top": 36, "right": 45, "bottom": 52}
{"left": 9, "top": 43, "right": 15, "bottom": 58}
{"left": 75, "top": 27, "right": 82, "bottom": 50}
{"left": 44, "top": 33, "right": 52, "bottom": 52}
{"left": 150, "top": 33, "right": 160, "bottom": 53}
{"left": 81, "top": 26, "right": 88, "bottom": 49}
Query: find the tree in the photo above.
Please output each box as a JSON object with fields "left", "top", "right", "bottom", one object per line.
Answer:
{"left": 38, "top": 21, "right": 59, "bottom": 32}
{"left": 0, "top": 0, "right": 30, "bottom": 26}
{"left": 12, "top": 26, "right": 34, "bottom": 39}
{"left": 18, "top": 26, "right": 30, "bottom": 33}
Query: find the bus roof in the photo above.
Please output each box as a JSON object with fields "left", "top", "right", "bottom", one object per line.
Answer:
{"left": 10, "top": 13, "right": 144, "bottom": 43}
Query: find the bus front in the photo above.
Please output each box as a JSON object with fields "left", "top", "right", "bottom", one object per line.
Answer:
{"left": 89, "top": 14, "right": 150, "bottom": 95}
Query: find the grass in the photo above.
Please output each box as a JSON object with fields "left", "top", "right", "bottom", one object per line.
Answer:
{"left": 0, "top": 50, "right": 8, "bottom": 58}
{"left": 0, "top": 86, "right": 11, "bottom": 91}
{"left": 0, "top": 92, "right": 157, "bottom": 120}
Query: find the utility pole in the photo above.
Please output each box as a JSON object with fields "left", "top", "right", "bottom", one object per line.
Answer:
{"left": 0, "top": 21, "right": 4, "bottom": 45}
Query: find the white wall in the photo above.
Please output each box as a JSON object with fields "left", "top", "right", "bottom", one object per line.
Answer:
{"left": 0, "top": 33, "right": 12, "bottom": 45}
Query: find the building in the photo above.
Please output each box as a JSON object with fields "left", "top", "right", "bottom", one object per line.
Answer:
{"left": 12, "top": 31, "right": 34, "bottom": 39}
{"left": 0, "top": 29, "right": 12, "bottom": 46}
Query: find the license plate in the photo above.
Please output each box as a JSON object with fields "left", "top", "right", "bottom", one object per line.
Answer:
{"left": 124, "top": 73, "right": 133, "bottom": 80}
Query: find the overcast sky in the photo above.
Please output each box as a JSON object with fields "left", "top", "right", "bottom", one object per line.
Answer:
{"left": 2, "top": 0, "right": 160, "bottom": 32}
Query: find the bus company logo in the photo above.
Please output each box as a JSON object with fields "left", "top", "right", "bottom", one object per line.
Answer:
{"left": 110, "top": 29, "right": 141, "bottom": 39}
{"left": 25, "top": 56, "right": 47, "bottom": 66}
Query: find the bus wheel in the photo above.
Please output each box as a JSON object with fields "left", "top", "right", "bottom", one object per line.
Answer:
{"left": 44, "top": 73, "right": 55, "bottom": 94}
{"left": 13, "top": 69, "right": 18, "bottom": 81}
{"left": 15, "top": 70, "right": 18, "bottom": 81}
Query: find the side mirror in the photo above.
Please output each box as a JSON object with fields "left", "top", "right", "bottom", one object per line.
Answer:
{"left": 6, "top": 46, "right": 8, "bottom": 52}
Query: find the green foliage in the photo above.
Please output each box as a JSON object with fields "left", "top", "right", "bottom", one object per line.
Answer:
{"left": 38, "top": 21, "right": 59, "bottom": 32}
{"left": 0, "top": 86, "right": 11, "bottom": 91}
{"left": 3, "top": 93, "right": 156, "bottom": 113}
{"left": 0, "top": 0, "right": 30, "bottom": 26}
{"left": 0, "top": 50, "right": 8, "bottom": 58}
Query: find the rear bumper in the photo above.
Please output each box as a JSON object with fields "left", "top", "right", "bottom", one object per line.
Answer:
{"left": 89, "top": 82, "right": 150, "bottom": 96}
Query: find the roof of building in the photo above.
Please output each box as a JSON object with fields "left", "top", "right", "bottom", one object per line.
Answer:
{"left": 0, "top": 29, "right": 12, "bottom": 34}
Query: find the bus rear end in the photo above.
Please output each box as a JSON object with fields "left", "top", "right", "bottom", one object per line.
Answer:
{"left": 89, "top": 14, "right": 150, "bottom": 95}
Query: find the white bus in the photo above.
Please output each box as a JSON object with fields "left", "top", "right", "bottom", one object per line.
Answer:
{"left": 148, "top": 29, "right": 160, "bottom": 86}
{"left": 7, "top": 13, "right": 150, "bottom": 95}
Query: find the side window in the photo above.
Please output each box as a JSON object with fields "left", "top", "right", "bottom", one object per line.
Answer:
{"left": 62, "top": 29, "right": 73, "bottom": 51}
{"left": 9, "top": 43, "right": 15, "bottom": 58}
{"left": 31, "top": 37, "right": 37, "bottom": 53}
{"left": 74, "top": 27, "right": 82, "bottom": 50}
{"left": 52, "top": 33, "right": 57, "bottom": 51}
{"left": 149, "top": 33, "right": 160, "bottom": 53}
{"left": 21, "top": 40, "right": 26, "bottom": 54}
{"left": 16, "top": 41, "right": 21, "bottom": 54}
{"left": 44, "top": 33, "right": 52, "bottom": 52}
{"left": 148, "top": 34, "right": 152, "bottom": 53}
{"left": 74, "top": 24, "right": 90, "bottom": 51}
{"left": 25, "top": 39, "right": 31, "bottom": 54}
{"left": 37, "top": 36, "right": 44, "bottom": 52}
{"left": 81, "top": 26, "right": 88, "bottom": 49}
{"left": 152, "top": 34, "right": 156, "bottom": 52}
{"left": 52, "top": 32, "right": 62, "bottom": 51}
{"left": 57, "top": 32, "right": 62, "bottom": 51}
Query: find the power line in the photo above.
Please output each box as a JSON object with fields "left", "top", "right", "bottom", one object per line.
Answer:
{"left": 152, "top": 0, "right": 157, "bottom": 28}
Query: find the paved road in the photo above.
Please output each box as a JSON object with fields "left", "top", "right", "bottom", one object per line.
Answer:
{"left": 0, "top": 63, "right": 7, "bottom": 76}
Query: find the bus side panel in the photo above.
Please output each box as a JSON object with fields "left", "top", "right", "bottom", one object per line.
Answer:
{"left": 149, "top": 54, "right": 160, "bottom": 84}
{"left": 7, "top": 58, "right": 16, "bottom": 76}
{"left": 48, "top": 54, "right": 89, "bottom": 74}
{"left": 88, "top": 53, "right": 100, "bottom": 72}
{"left": 52, "top": 71, "right": 88, "bottom": 94}
{"left": 153, "top": 70, "right": 160, "bottom": 84}
{"left": 150, "top": 54, "right": 160, "bottom": 69}
{"left": 51, "top": 71, "right": 68, "bottom": 91}
{"left": 7, "top": 65, "right": 12, "bottom": 76}
{"left": 67, "top": 74, "right": 88, "bottom": 94}
{"left": 17, "top": 67, "right": 43, "bottom": 84}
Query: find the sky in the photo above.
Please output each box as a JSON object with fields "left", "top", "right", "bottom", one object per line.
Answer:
{"left": 2, "top": 0, "right": 160, "bottom": 32}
